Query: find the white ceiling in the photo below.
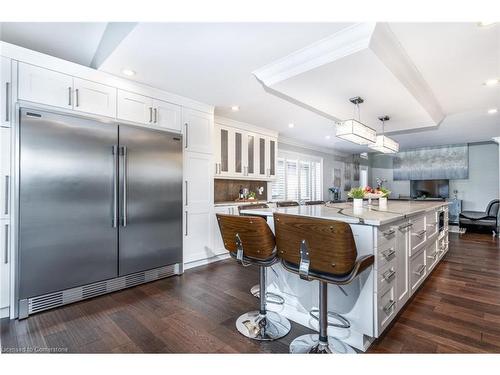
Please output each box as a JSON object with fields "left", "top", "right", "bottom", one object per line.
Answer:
{"left": 0, "top": 22, "right": 107, "bottom": 66}
{"left": 1, "top": 22, "right": 499, "bottom": 153}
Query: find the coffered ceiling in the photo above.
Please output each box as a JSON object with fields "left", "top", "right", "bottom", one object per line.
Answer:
{"left": 1, "top": 22, "right": 499, "bottom": 153}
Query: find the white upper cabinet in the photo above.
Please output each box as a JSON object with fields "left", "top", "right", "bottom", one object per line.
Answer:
{"left": 214, "top": 120, "right": 277, "bottom": 181}
{"left": 117, "top": 89, "right": 153, "bottom": 124}
{"left": 152, "top": 99, "right": 181, "bottom": 132}
{"left": 18, "top": 63, "right": 73, "bottom": 110}
{"left": 72, "top": 78, "right": 117, "bottom": 118}
{"left": 1, "top": 57, "right": 11, "bottom": 128}
{"left": 182, "top": 108, "right": 213, "bottom": 154}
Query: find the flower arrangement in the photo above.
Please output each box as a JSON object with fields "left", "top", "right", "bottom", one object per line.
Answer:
{"left": 348, "top": 187, "right": 365, "bottom": 199}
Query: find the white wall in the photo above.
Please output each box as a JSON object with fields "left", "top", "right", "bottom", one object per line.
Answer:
{"left": 277, "top": 140, "right": 350, "bottom": 200}
{"left": 369, "top": 142, "right": 499, "bottom": 210}
{"left": 449, "top": 143, "right": 499, "bottom": 211}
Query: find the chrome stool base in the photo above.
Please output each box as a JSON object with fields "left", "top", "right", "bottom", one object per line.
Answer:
{"left": 250, "top": 285, "right": 285, "bottom": 305}
{"left": 309, "top": 308, "right": 350, "bottom": 328}
{"left": 289, "top": 334, "right": 355, "bottom": 354}
{"left": 236, "top": 311, "right": 291, "bottom": 341}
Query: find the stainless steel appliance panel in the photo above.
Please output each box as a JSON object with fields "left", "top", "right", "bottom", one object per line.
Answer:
{"left": 118, "top": 125, "right": 182, "bottom": 275}
{"left": 19, "top": 109, "right": 119, "bottom": 299}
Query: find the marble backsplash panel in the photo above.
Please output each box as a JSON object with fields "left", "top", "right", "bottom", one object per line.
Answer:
{"left": 214, "top": 179, "right": 268, "bottom": 203}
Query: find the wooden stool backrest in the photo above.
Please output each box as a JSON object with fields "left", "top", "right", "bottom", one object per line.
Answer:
{"left": 237, "top": 203, "right": 269, "bottom": 214}
{"left": 274, "top": 213, "right": 357, "bottom": 276}
{"left": 216, "top": 213, "right": 275, "bottom": 260}
{"left": 276, "top": 201, "right": 300, "bottom": 208}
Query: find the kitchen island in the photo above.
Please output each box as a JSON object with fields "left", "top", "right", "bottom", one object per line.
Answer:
{"left": 240, "top": 201, "right": 450, "bottom": 351}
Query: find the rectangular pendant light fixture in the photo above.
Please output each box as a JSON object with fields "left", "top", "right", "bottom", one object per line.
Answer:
{"left": 336, "top": 119, "right": 377, "bottom": 145}
{"left": 368, "top": 135, "right": 399, "bottom": 153}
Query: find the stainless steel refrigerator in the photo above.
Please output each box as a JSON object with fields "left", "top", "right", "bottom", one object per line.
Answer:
{"left": 18, "top": 108, "right": 182, "bottom": 316}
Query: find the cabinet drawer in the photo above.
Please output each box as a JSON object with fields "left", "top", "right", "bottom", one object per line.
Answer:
{"left": 426, "top": 242, "right": 439, "bottom": 272}
{"left": 376, "top": 243, "right": 396, "bottom": 270}
{"left": 410, "top": 215, "right": 426, "bottom": 255}
{"left": 377, "top": 262, "right": 396, "bottom": 294}
{"left": 410, "top": 248, "right": 427, "bottom": 294}
{"left": 425, "top": 211, "right": 438, "bottom": 238}
{"left": 376, "top": 226, "right": 397, "bottom": 249}
{"left": 377, "top": 285, "right": 396, "bottom": 332}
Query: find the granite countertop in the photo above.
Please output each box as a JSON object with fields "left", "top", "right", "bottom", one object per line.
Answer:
{"left": 239, "top": 201, "right": 450, "bottom": 226}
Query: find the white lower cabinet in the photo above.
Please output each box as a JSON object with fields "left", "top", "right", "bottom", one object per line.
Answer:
{"left": 183, "top": 151, "right": 214, "bottom": 265}
{"left": 410, "top": 247, "right": 427, "bottom": 295}
{"left": 395, "top": 221, "right": 410, "bottom": 308}
{"left": 377, "top": 284, "right": 396, "bottom": 330}
{"left": 0, "top": 219, "right": 10, "bottom": 315}
{"left": 212, "top": 205, "right": 239, "bottom": 256}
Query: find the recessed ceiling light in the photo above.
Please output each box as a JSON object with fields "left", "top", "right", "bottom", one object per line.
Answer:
{"left": 478, "top": 22, "right": 497, "bottom": 27}
{"left": 288, "top": 123, "right": 295, "bottom": 128}
{"left": 122, "top": 69, "right": 136, "bottom": 76}
{"left": 231, "top": 105, "right": 240, "bottom": 111}
{"left": 325, "top": 135, "right": 331, "bottom": 140}
{"left": 484, "top": 78, "right": 499, "bottom": 86}
{"left": 488, "top": 108, "right": 498, "bottom": 114}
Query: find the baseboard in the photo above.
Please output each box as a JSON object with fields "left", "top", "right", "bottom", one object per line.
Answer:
{"left": 0, "top": 306, "right": 9, "bottom": 319}
{"left": 184, "top": 253, "right": 230, "bottom": 271}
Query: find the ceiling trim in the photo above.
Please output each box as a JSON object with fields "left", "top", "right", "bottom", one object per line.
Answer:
{"left": 278, "top": 135, "right": 349, "bottom": 157}
{"left": 370, "top": 23, "right": 444, "bottom": 126}
{"left": 215, "top": 116, "right": 279, "bottom": 137}
{"left": 252, "top": 23, "right": 376, "bottom": 86}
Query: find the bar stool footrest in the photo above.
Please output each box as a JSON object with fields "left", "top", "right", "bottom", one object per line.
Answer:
{"left": 250, "top": 285, "right": 285, "bottom": 305}
{"left": 309, "top": 308, "right": 351, "bottom": 329}
{"left": 290, "top": 334, "right": 355, "bottom": 354}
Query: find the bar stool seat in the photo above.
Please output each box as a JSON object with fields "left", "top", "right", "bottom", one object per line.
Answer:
{"left": 274, "top": 212, "right": 374, "bottom": 353}
{"left": 216, "top": 213, "right": 291, "bottom": 341}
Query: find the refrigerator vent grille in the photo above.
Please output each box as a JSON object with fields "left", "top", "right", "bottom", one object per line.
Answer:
{"left": 28, "top": 264, "right": 178, "bottom": 315}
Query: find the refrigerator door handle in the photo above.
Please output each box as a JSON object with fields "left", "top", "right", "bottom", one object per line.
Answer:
{"left": 112, "top": 145, "right": 118, "bottom": 228}
{"left": 185, "top": 180, "right": 188, "bottom": 206}
{"left": 121, "top": 146, "right": 128, "bottom": 227}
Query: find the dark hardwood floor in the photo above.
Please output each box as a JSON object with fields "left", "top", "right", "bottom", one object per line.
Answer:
{"left": 1, "top": 232, "right": 499, "bottom": 353}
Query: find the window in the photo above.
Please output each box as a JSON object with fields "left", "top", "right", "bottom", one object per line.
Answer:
{"left": 271, "top": 151, "right": 322, "bottom": 202}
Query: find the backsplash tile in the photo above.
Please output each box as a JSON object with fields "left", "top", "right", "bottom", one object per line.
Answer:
{"left": 214, "top": 179, "right": 268, "bottom": 203}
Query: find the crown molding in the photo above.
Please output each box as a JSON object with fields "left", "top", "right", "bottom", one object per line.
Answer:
{"left": 278, "top": 135, "right": 349, "bottom": 157}
{"left": 214, "top": 116, "right": 279, "bottom": 137}
{"left": 253, "top": 23, "right": 376, "bottom": 86}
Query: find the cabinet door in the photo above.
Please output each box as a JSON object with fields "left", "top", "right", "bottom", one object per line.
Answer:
{"left": 395, "top": 223, "right": 409, "bottom": 307}
{"left": 214, "top": 124, "right": 232, "bottom": 177}
{"left": 245, "top": 133, "right": 257, "bottom": 178}
{"left": 184, "top": 152, "right": 214, "bottom": 264}
{"left": 117, "top": 89, "right": 153, "bottom": 124}
{"left": 0, "top": 127, "right": 10, "bottom": 220}
{"left": 1, "top": 57, "right": 11, "bottom": 128}
{"left": 18, "top": 63, "right": 73, "bottom": 109}
{"left": 269, "top": 137, "right": 277, "bottom": 178}
{"left": 73, "top": 77, "right": 117, "bottom": 118}
{"left": 153, "top": 99, "right": 181, "bottom": 132}
{"left": 0, "top": 219, "right": 9, "bottom": 310}
{"left": 257, "top": 135, "right": 267, "bottom": 178}
{"left": 213, "top": 206, "right": 230, "bottom": 255}
{"left": 183, "top": 108, "right": 213, "bottom": 154}
{"left": 233, "top": 129, "right": 245, "bottom": 177}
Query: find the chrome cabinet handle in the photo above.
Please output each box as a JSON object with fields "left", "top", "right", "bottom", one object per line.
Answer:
{"left": 4, "top": 175, "right": 9, "bottom": 215}
{"left": 3, "top": 223, "right": 8, "bottom": 264}
{"left": 5, "top": 82, "right": 9, "bottom": 121}
{"left": 427, "top": 222, "right": 437, "bottom": 226}
{"left": 383, "top": 300, "right": 395, "bottom": 313}
{"left": 112, "top": 146, "right": 118, "bottom": 228}
{"left": 184, "top": 123, "right": 188, "bottom": 148}
{"left": 398, "top": 222, "right": 412, "bottom": 230}
{"left": 148, "top": 107, "right": 153, "bottom": 123}
{"left": 427, "top": 252, "right": 438, "bottom": 259}
{"left": 185, "top": 211, "right": 188, "bottom": 236}
{"left": 383, "top": 229, "right": 395, "bottom": 237}
{"left": 185, "top": 180, "right": 188, "bottom": 206}
{"left": 413, "top": 230, "right": 426, "bottom": 237}
{"left": 121, "top": 146, "right": 128, "bottom": 227}
{"left": 154, "top": 108, "right": 158, "bottom": 123}
{"left": 75, "top": 88, "right": 79, "bottom": 107}
{"left": 414, "top": 264, "right": 425, "bottom": 276}
{"left": 382, "top": 248, "right": 395, "bottom": 259}
{"left": 68, "top": 87, "right": 72, "bottom": 106}
{"left": 383, "top": 269, "right": 396, "bottom": 281}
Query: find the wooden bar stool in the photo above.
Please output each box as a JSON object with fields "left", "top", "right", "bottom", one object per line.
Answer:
{"left": 216, "top": 213, "right": 291, "bottom": 341}
{"left": 237, "top": 204, "right": 285, "bottom": 305}
{"left": 274, "top": 213, "right": 374, "bottom": 353}
{"left": 276, "top": 201, "right": 300, "bottom": 207}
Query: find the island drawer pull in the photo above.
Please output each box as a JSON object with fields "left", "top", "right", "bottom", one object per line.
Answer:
{"left": 382, "top": 269, "right": 396, "bottom": 281}
{"left": 427, "top": 252, "right": 437, "bottom": 259}
{"left": 383, "top": 300, "right": 395, "bottom": 313}
{"left": 383, "top": 229, "right": 395, "bottom": 237}
{"left": 414, "top": 264, "right": 425, "bottom": 276}
{"left": 382, "top": 248, "right": 395, "bottom": 258}
{"left": 413, "top": 229, "right": 426, "bottom": 237}
{"left": 398, "top": 222, "right": 412, "bottom": 230}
